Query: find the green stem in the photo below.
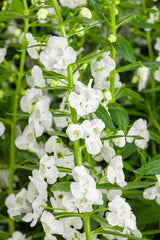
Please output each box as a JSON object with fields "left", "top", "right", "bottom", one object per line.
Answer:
{"left": 67, "top": 66, "right": 82, "bottom": 166}
{"left": 83, "top": 213, "right": 92, "bottom": 240}
{"left": 110, "top": 0, "right": 116, "bottom": 102}
{"left": 52, "top": 0, "right": 67, "bottom": 38}
{"left": 8, "top": 0, "right": 29, "bottom": 234}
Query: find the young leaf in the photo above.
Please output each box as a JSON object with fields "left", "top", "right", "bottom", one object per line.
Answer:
{"left": 46, "top": 130, "right": 68, "bottom": 138}
{"left": 13, "top": 164, "right": 38, "bottom": 171}
{"left": 149, "top": 130, "right": 160, "bottom": 144}
{"left": 115, "top": 88, "right": 143, "bottom": 101}
{"left": 114, "top": 36, "right": 136, "bottom": 63}
{"left": 135, "top": 160, "right": 160, "bottom": 175}
{"left": 95, "top": 104, "right": 116, "bottom": 133}
{"left": 108, "top": 102, "right": 129, "bottom": 133}
{"left": 51, "top": 182, "right": 71, "bottom": 192}
{"left": 0, "top": 231, "right": 10, "bottom": 240}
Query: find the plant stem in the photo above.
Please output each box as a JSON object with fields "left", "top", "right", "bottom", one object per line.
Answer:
{"left": 8, "top": 0, "right": 29, "bottom": 233}
{"left": 110, "top": 0, "right": 117, "bottom": 102}
{"left": 67, "top": 66, "right": 82, "bottom": 166}
{"left": 52, "top": 0, "right": 67, "bottom": 39}
{"left": 83, "top": 213, "right": 92, "bottom": 240}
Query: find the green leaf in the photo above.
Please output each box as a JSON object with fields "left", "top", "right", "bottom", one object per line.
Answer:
{"left": 13, "top": 164, "right": 38, "bottom": 171}
{"left": 115, "top": 88, "right": 143, "bottom": 101}
{"left": 0, "top": 231, "right": 10, "bottom": 240}
{"left": 10, "top": 0, "right": 23, "bottom": 13}
{"left": 91, "top": 215, "right": 113, "bottom": 228}
{"left": 142, "top": 61, "right": 160, "bottom": 68}
{"left": 12, "top": 214, "right": 25, "bottom": 222}
{"left": 95, "top": 104, "right": 116, "bottom": 133}
{"left": 116, "top": 62, "right": 142, "bottom": 73}
{"left": 119, "top": 2, "right": 157, "bottom": 13}
{"left": 114, "top": 36, "right": 136, "bottom": 63}
{"left": 149, "top": 130, "right": 160, "bottom": 144}
{"left": 117, "top": 14, "right": 137, "bottom": 28}
{"left": 70, "top": 47, "right": 109, "bottom": 66}
{"left": 137, "top": 206, "right": 160, "bottom": 225}
{"left": 130, "top": 21, "right": 160, "bottom": 30}
{"left": 0, "top": 11, "right": 35, "bottom": 21}
{"left": 135, "top": 159, "right": 160, "bottom": 175}
{"left": 97, "top": 230, "right": 148, "bottom": 240}
{"left": 142, "top": 87, "right": 160, "bottom": 93}
{"left": 108, "top": 102, "right": 129, "bottom": 133}
{"left": 51, "top": 182, "right": 71, "bottom": 192}
{"left": 46, "top": 130, "right": 68, "bottom": 138}
{"left": 97, "top": 181, "right": 155, "bottom": 190}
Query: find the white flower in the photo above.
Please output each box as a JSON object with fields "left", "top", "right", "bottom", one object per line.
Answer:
{"left": 28, "top": 96, "right": 52, "bottom": 137}
{"left": 39, "top": 36, "right": 77, "bottom": 71}
{"left": 69, "top": 79, "right": 103, "bottom": 116}
{"left": 26, "top": 33, "right": 40, "bottom": 59}
{"left": 112, "top": 130, "right": 126, "bottom": 148}
{"left": 7, "top": 231, "right": 31, "bottom": 240}
{"left": 61, "top": 217, "right": 85, "bottom": 240}
{"left": 154, "top": 37, "right": 160, "bottom": 52}
{"left": 20, "top": 88, "right": 42, "bottom": 113}
{"left": 81, "top": 119, "right": 105, "bottom": 155}
{"left": 106, "top": 190, "right": 122, "bottom": 201}
{"left": 91, "top": 52, "right": 116, "bottom": 80}
{"left": 94, "top": 140, "right": 115, "bottom": 163}
{"left": 0, "top": 47, "right": 7, "bottom": 63}
{"left": 143, "top": 175, "right": 160, "bottom": 204}
{"left": 66, "top": 124, "right": 84, "bottom": 141}
{"left": 154, "top": 56, "right": 160, "bottom": 82}
{"left": 39, "top": 154, "right": 59, "bottom": 184}
{"left": 5, "top": 188, "right": 32, "bottom": 218}
{"left": 106, "top": 196, "right": 137, "bottom": 231}
{"left": 147, "top": 6, "right": 159, "bottom": 24}
{"left": 70, "top": 166, "right": 103, "bottom": 211}
{"left": 137, "top": 66, "right": 149, "bottom": 91}
{"left": 23, "top": 194, "right": 47, "bottom": 227}
{"left": 40, "top": 210, "right": 64, "bottom": 236}
{"left": 127, "top": 118, "right": 149, "bottom": 149}
{"left": 59, "top": 0, "right": 87, "bottom": 9}
{"left": 30, "top": 65, "right": 46, "bottom": 87}
{"left": 15, "top": 125, "right": 39, "bottom": 152}
{"left": 106, "top": 155, "right": 127, "bottom": 187}
{"left": 0, "top": 121, "right": 5, "bottom": 136}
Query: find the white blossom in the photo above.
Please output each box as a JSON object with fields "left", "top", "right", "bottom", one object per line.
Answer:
{"left": 143, "top": 175, "right": 160, "bottom": 204}
{"left": 7, "top": 231, "right": 32, "bottom": 240}
{"left": 81, "top": 119, "right": 105, "bottom": 155}
{"left": 91, "top": 52, "right": 116, "bottom": 80}
{"left": 106, "top": 155, "right": 127, "bottom": 187}
{"left": 112, "top": 130, "right": 126, "bottom": 148}
{"left": 28, "top": 96, "right": 52, "bottom": 137}
{"left": 39, "top": 36, "right": 77, "bottom": 71}
{"left": 70, "top": 166, "right": 103, "bottom": 212}
{"left": 39, "top": 154, "right": 59, "bottom": 184}
{"left": 20, "top": 88, "right": 42, "bottom": 113}
{"left": 127, "top": 118, "right": 149, "bottom": 149}
{"left": 26, "top": 33, "right": 40, "bottom": 59}
{"left": 0, "top": 121, "right": 5, "bottom": 136}
{"left": 30, "top": 65, "right": 46, "bottom": 87}
{"left": 106, "top": 195, "right": 141, "bottom": 237}
{"left": 94, "top": 140, "right": 115, "bottom": 163}
{"left": 154, "top": 56, "right": 160, "bottom": 82}
{"left": 66, "top": 123, "right": 84, "bottom": 141}
{"left": 59, "top": 0, "right": 87, "bottom": 8}
{"left": 0, "top": 47, "right": 7, "bottom": 63}
{"left": 154, "top": 37, "right": 160, "bottom": 52}
{"left": 5, "top": 188, "right": 32, "bottom": 218}
{"left": 40, "top": 211, "right": 64, "bottom": 236}
{"left": 137, "top": 66, "right": 149, "bottom": 91}
{"left": 69, "top": 79, "right": 103, "bottom": 116}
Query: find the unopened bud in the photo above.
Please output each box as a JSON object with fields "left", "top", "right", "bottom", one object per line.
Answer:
{"left": 51, "top": 79, "right": 58, "bottom": 87}
{"left": 108, "top": 34, "right": 117, "bottom": 43}
{"left": 0, "top": 90, "right": 4, "bottom": 99}
{"left": 104, "top": 90, "right": 112, "bottom": 101}
{"left": 14, "top": 28, "right": 22, "bottom": 38}
{"left": 76, "top": 27, "right": 84, "bottom": 37}
{"left": 80, "top": 7, "right": 92, "bottom": 19}
{"left": 37, "top": 8, "right": 48, "bottom": 20}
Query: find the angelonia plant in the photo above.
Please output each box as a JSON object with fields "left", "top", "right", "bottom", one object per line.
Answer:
{"left": 1, "top": 0, "right": 160, "bottom": 239}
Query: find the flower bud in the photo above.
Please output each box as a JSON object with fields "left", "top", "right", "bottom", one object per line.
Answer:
{"left": 80, "top": 7, "right": 92, "bottom": 19}
{"left": 108, "top": 34, "right": 117, "bottom": 43}
{"left": 37, "top": 8, "right": 48, "bottom": 20}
